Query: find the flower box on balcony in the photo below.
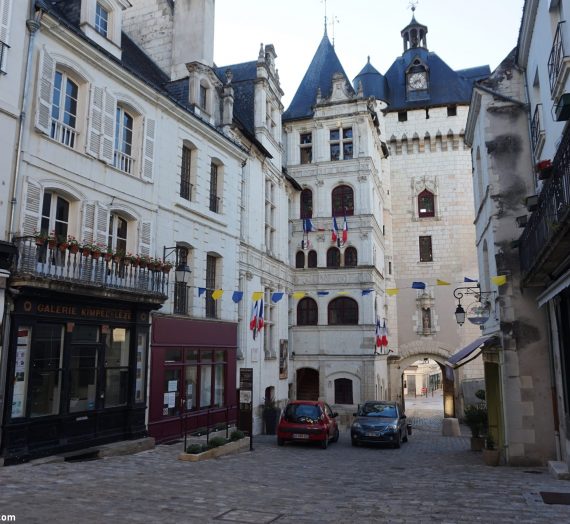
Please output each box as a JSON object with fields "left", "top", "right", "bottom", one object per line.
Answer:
{"left": 536, "top": 159, "right": 553, "bottom": 180}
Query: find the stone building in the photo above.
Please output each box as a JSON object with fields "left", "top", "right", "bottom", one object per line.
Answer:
{"left": 465, "top": 49, "right": 556, "bottom": 466}
{"left": 283, "top": 11, "right": 490, "bottom": 418}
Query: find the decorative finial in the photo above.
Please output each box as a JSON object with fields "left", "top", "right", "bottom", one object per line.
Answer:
{"left": 258, "top": 43, "right": 264, "bottom": 60}
{"left": 322, "top": 0, "right": 328, "bottom": 35}
{"left": 328, "top": 15, "right": 340, "bottom": 46}
{"left": 367, "top": 55, "right": 370, "bottom": 64}
{"left": 409, "top": 0, "right": 418, "bottom": 12}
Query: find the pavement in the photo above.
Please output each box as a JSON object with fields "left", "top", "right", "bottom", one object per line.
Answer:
{"left": 1, "top": 395, "right": 570, "bottom": 523}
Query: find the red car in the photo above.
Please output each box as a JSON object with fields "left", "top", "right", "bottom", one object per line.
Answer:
{"left": 277, "top": 400, "right": 339, "bottom": 449}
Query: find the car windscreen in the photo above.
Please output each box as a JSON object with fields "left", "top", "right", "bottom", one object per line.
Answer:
{"left": 284, "top": 404, "right": 322, "bottom": 423}
{"left": 359, "top": 404, "right": 398, "bottom": 418}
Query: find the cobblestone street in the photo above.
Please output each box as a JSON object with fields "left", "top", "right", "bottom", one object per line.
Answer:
{"left": 1, "top": 401, "right": 570, "bottom": 523}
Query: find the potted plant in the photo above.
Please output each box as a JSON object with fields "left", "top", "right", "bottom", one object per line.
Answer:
{"left": 47, "top": 230, "right": 57, "bottom": 249}
{"left": 91, "top": 242, "right": 105, "bottom": 260}
{"left": 57, "top": 234, "right": 69, "bottom": 252}
{"left": 262, "top": 399, "right": 281, "bottom": 435}
{"left": 482, "top": 434, "right": 500, "bottom": 466}
{"left": 67, "top": 236, "right": 80, "bottom": 254}
{"left": 536, "top": 159, "right": 553, "bottom": 180}
{"left": 104, "top": 245, "right": 114, "bottom": 262}
{"left": 34, "top": 230, "right": 47, "bottom": 246}
{"left": 162, "top": 260, "right": 173, "bottom": 274}
{"left": 81, "top": 241, "right": 93, "bottom": 257}
{"left": 463, "top": 404, "right": 487, "bottom": 451}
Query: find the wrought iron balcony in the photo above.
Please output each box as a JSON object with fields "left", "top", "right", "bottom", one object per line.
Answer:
{"left": 11, "top": 237, "right": 169, "bottom": 302}
{"left": 519, "top": 125, "right": 570, "bottom": 286}
{"left": 531, "top": 104, "right": 545, "bottom": 158}
{"left": 548, "top": 21, "right": 570, "bottom": 100}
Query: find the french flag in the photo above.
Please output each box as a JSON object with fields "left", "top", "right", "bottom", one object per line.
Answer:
{"left": 331, "top": 216, "right": 339, "bottom": 243}
{"left": 381, "top": 320, "right": 388, "bottom": 347}
{"left": 342, "top": 214, "right": 348, "bottom": 244}
{"left": 250, "top": 300, "right": 259, "bottom": 339}
{"left": 257, "top": 299, "right": 264, "bottom": 332}
{"left": 375, "top": 318, "right": 382, "bottom": 349}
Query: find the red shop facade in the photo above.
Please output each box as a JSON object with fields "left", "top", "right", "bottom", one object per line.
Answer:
{"left": 149, "top": 315, "right": 238, "bottom": 442}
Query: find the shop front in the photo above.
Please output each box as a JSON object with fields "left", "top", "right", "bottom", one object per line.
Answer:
{"left": 149, "top": 316, "right": 237, "bottom": 442}
{"left": 2, "top": 295, "right": 156, "bottom": 464}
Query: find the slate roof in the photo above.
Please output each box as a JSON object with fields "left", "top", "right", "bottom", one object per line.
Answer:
{"left": 283, "top": 33, "right": 354, "bottom": 122}
{"left": 353, "top": 58, "right": 388, "bottom": 102}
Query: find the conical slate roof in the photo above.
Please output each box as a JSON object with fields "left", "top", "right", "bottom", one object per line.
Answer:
{"left": 283, "top": 34, "right": 354, "bottom": 121}
{"left": 353, "top": 57, "right": 388, "bottom": 102}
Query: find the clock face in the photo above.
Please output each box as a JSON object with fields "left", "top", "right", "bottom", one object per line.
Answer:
{"left": 408, "top": 72, "right": 428, "bottom": 90}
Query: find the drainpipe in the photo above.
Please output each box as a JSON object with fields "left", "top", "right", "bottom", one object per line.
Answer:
{"left": 7, "top": 2, "right": 42, "bottom": 239}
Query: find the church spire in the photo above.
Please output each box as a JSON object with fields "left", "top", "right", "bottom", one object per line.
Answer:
{"left": 401, "top": 2, "right": 428, "bottom": 53}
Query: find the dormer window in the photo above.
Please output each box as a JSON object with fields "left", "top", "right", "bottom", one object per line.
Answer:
{"left": 95, "top": 3, "right": 109, "bottom": 37}
{"left": 199, "top": 84, "right": 208, "bottom": 111}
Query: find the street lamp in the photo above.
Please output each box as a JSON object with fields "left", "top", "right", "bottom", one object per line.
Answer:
{"left": 163, "top": 246, "right": 191, "bottom": 283}
{"left": 453, "top": 284, "right": 494, "bottom": 327}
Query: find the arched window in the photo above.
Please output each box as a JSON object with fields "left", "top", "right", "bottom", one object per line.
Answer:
{"left": 308, "top": 250, "right": 317, "bottom": 268}
{"left": 297, "top": 298, "right": 318, "bottom": 326}
{"left": 328, "top": 297, "right": 358, "bottom": 325}
{"left": 51, "top": 70, "right": 79, "bottom": 148}
{"left": 418, "top": 189, "right": 435, "bottom": 218}
{"left": 108, "top": 213, "right": 128, "bottom": 255}
{"left": 295, "top": 251, "right": 305, "bottom": 268}
{"left": 334, "top": 378, "right": 353, "bottom": 404}
{"left": 300, "top": 188, "right": 313, "bottom": 219}
{"left": 344, "top": 247, "right": 357, "bottom": 267}
{"left": 41, "top": 191, "right": 69, "bottom": 243}
{"left": 332, "top": 185, "right": 354, "bottom": 216}
{"left": 327, "top": 247, "right": 340, "bottom": 268}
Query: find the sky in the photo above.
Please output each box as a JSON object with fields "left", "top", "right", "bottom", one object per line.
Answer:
{"left": 214, "top": 0, "right": 526, "bottom": 108}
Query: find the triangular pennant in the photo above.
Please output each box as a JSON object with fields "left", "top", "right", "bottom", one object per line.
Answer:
{"left": 386, "top": 288, "right": 399, "bottom": 296}
{"left": 361, "top": 289, "right": 373, "bottom": 296}
{"left": 232, "top": 291, "right": 244, "bottom": 303}
{"left": 271, "top": 292, "right": 284, "bottom": 303}
{"left": 198, "top": 287, "right": 206, "bottom": 297}
{"left": 491, "top": 275, "right": 507, "bottom": 286}
{"left": 436, "top": 279, "right": 450, "bottom": 286}
{"left": 464, "top": 277, "right": 478, "bottom": 283}
{"left": 252, "top": 291, "right": 263, "bottom": 301}
{"left": 317, "top": 291, "right": 330, "bottom": 296}
{"left": 212, "top": 289, "right": 224, "bottom": 300}
{"left": 292, "top": 292, "right": 306, "bottom": 300}
{"left": 412, "top": 281, "right": 426, "bottom": 289}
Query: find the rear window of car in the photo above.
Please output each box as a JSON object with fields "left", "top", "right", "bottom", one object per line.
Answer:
{"left": 359, "top": 403, "right": 397, "bottom": 418}
{"left": 284, "top": 403, "right": 322, "bottom": 422}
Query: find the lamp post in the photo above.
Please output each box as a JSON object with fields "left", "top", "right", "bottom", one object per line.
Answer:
{"left": 453, "top": 284, "right": 494, "bottom": 327}
{"left": 164, "top": 246, "right": 191, "bottom": 314}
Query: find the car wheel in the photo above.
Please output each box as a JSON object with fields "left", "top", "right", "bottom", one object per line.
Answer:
{"left": 403, "top": 429, "right": 408, "bottom": 443}
{"left": 277, "top": 437, "right": 284, "bottom": 446}
{"left": 394, "top": 432, "right": 401, "bottom": 449}
{"left": 332, "top": 427, "right": 339, "bottom": 443}
{"left": 321, "top": 436, "right": 329, "bottom": 449}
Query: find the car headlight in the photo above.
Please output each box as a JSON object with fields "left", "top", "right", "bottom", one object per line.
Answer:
{"left": 352, "top": 422, "right": 361, "bottom": 430}
{"left": 387, "top": 424, "right": 398, "bottom": 431}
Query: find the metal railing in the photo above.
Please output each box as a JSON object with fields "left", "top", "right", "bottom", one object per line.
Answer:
{"left": 13, "top": 236, "right": 169, "bottom": 298}
{"left": 531, "top": 104, "right": 545, "bottom": 157}
{"left": 548, "top": 21, "right": 567, "bottom": 97}
{"left": 180, "top": 404, "right": 238, "bottom": 451}
{"left": 520, "top": 125, "right": 570, "bottom": 275}
{"left": 114, "top": 150, "right": 134, "bottom": 174}
{"left": 51, "top": 120, "right": 77, "bottom": 148}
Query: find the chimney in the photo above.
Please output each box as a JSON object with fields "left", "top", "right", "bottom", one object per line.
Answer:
{"left": 171, "top": 0, "right": 215, "bottom": 80}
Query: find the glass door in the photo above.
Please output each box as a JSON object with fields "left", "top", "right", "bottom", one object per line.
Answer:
{"left": 69, "top": 325, "right": 101, "bottom": 413}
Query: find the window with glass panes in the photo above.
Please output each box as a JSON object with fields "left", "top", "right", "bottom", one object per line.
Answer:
{"left": 295, "top": 251, "right": 305, "bottom": 268}
{"left": 265, "top": 179, "right": 276, "bottom": 253}
{"left": 108, "top": 213, "right": 127, "bottom": 255}
{"left": 297, "top": 298, "right": 318, "bottom": 325}
{"left": 344, "top": 247, "right": 357, "bottom": 267}
{"left": 418, "top": 189, "right": 435, "bottom": 218}
{"left": 419, "top": 236, "right": 433, "bottom": 262}
{"left": 180, "top": 146, "right": 192, "bottom": 200}
{"left": 51, "top": 71, "right": 79, "bottom": 148}
{"left": 334, "top": 378, "right": 353, "bottom": 404}
{"left": 308, "top": 250, "right": 317, "bottom": 268}
{"left": 330, "top": 127, "right": 353, "bottom": 161}
{"left": 263, "top": 289, "right": 275, "bottom": 358}
{"left": 206, "top": 255, "right": 217, "bottom": 318}
{"left": 114, "top": 106, "right": 133, "bottom": 174}
{"left": 95, "top": 3, "right": 109, "bottom": 37}
{"left": 174, "top": 246, "right": 189, "bottom": 315}
{"left": 209, "top": 162, "right": 219, "bottom": 212}
{"left": 328, "top": 297, "right": 358, "bottom": 325}
{"left": 40, "top": 191, "right": 69, "bottom": 265}
{"left": 300, "top": 188, "right": 313, "bottom": 218}
{"left": 332, "top": 185, "right": 354, "bottom": 216}
{"left": 327, "top": 247, "right": 340, "bottom": 268}
{"left": 300, "top": 132, "right": 312, "bottom": 164}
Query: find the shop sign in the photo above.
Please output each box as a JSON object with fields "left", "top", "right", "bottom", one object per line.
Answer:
{"left": 20, "top": 300, "right": 132, "bottom": 321}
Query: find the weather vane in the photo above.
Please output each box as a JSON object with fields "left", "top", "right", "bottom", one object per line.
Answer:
{"left": 409, "top": 0, "right": 419, "bottom": 12}
{"left": 321, "top": 0, "right": 328, "bottom": 33}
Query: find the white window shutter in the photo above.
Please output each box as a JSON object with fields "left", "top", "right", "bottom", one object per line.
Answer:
{"left": 138, "top": 220, "right": 152, "bottom": 257}
{"left": 81, "top": 202, "right": 96, "bottom": 244}
{"left": 0, "top": 0, "right": 11, "bottom": 71}
{"left": 35, "top": 46, "right": 55, "bottom": 135}
{"left": 94, "top": 202, "right": 109, "bottom": 245}
{"left": 101, "top": 90, "right": 116, "bottom": 164}
{"left": 141, "top": 117, "right": 155, "bottom": 182}
{"left": 21, "top": 178, "right": 42, "bottom": 236}
{"left": 87, "top": 85, "right": 104, "bottom": 158}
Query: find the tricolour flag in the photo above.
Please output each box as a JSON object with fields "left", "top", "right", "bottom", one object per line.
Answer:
{"left": 381, "top": 320, "right": 388, "bottom": 347}
{"left": 342, "top": 214, "right": 348, "bottom": 244}
{"left": 250, "top": 300, "right": 259, "bottom": 339}
{"left": 375, "top": 318, "right": 382, "bottom": 349}
{"left": 331, "top": 216, "right": 339, "bottom": 243}
{"left": 257, "top": 299, "right": 264, "bottom": 332}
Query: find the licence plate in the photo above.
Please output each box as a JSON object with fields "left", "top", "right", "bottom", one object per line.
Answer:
{"left": 293, "top": 433, "right": 309, "bottom": 439}
{"left": 365, "top": 431, "right": 378, "bottom": 437}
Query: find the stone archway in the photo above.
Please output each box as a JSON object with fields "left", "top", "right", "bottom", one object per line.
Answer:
{"left": 388, "top": 342, "right": 455, "bottom": 417}
{"left": 296, "top": 368, "right": 319, "bottom": 400}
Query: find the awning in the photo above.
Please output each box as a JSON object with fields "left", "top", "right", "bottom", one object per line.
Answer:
{"left": 446, "top": 335, "right": 498, "bottom": 368}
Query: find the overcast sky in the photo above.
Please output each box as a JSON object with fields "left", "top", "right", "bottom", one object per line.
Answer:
{"left": 214, "top": 0, "right": 525, "bottom": 108}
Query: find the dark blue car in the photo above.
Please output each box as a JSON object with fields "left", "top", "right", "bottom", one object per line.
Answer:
{"left": 351, "top": 401, "right": 409, "bottom": 448}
